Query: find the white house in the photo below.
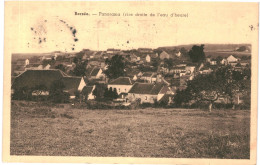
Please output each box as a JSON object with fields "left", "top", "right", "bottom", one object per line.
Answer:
{"left": 127, "top": 83, "right": 173, "bottom": 104}
{"left": 133, "top": 75, "right": 138, "bottom": 81}
{"left": 227, "top": 55, "right": 238, "bottom": 63}
{"left": 141, "top": 72, "right": 156, "bottom": 83}
{"left": 176, "top": 51, "right": 181, "bottom": 57}
{"left": 185, "top": 65, "right": 196, "bottom": 74}
{"left": 221, "top": 59, "right": 228, "bottom": 65}
{"left": 146, "top": 55, "right": 151, "bottom": 63}
{"left": 160, "top": 51, "right": 170, "bottom": 60}
{"left": 44, "top": 64, "right": 51, "bottom": 70}
{"left": 210, "top": 60, "right": 217, "bottom": 65}
{"left": 11, "top": 69, "right": 86, "bottom": 99}
{"left": 108, "top": 77, "right": 133, "bottom": 94}
{"left": 86, "top": 67, "right": 104, "bottom": 79}
{"left": 25, "top": 59, "right": 30, "bottom": 66}
{"left": 82, "top": 85, "right": 96, "bottom": 100}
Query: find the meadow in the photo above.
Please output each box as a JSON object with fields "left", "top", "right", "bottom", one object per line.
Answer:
{"left": 10, "top": 101, "right": 250, "bottom": 158}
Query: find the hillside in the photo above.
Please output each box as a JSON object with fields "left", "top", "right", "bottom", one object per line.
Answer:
{"left": 158, "top": 44, "right": 251, "bottom": 52}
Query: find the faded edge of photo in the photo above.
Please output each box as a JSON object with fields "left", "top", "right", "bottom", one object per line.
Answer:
{"left": 2, "top": 1, "right": 259, "bottom": 164}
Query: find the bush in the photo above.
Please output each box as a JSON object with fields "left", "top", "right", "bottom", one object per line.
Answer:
{"left": 49, "top": 91, "right": 70, "bottom": 103}
{"left": 61, "top": 113, "right": 74, "bottom": 119}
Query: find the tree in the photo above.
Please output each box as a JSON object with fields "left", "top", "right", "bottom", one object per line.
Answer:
{"left": 215, "top": 56, "right": 223, "bottom": 65}
{"left": 49, "top": 80, "right": 69, "bottom": 103}
{"left": 74, "top": 90, "right": 81, "bottom": 102}
{"left": 32, "top": 84, "right": 47, "bottom": 101}
{"left": 188, "top": 44, "right": 206, "bottom": 63}
{"left": 173, "top": 89, "right": 192, "bottom": 106}
{"left": 103, "top": 88, "right": 109, "bottom": 99}
{"left": 164, "top": 58, "right": 174, "bottom": 70}
{"left": 92, "top": 84, "right": 107, "bottom": 100}
{"left": 151, "top": 58, "right": 160, "bottom": 69}
{"left": 180, "top": 47, "right": 188, "bottom": 56}
{"left": 113, "top": 88, "right": 119, "bottom": 99}
{"left": 42, "top": 59, "right": 55, "bottom": 66}
{"left": 103, "top": 87, "right": 118, "bottom": 100}
{"left": 104, "top": 55, "right": 126, "bottom": 79}
{"left": 72, "top": 58, "right": 88, "bottom": 76}
{"left": 236, "top": 46, "right": 247, "bottom": 52}
{"left": 176, "top": 66, "right": 249, "bottom": 111}
{"left": 55, "top": 64, "right": 66, "bottom": 72}
{"left": 12, "top": 86, "right": 32, "bottom": 100}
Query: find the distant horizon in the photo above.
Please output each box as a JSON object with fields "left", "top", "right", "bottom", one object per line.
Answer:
{"left": 12, "top": 43, "right": 251, "bottom": 55}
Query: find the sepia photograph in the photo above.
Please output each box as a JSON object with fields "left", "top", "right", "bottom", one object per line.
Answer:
{"left": 3, "top": 1, "right": 259, "bottom": 164}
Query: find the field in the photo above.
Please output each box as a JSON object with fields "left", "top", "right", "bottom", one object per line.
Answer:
{"left": 10, "top": 101, "right": 250, "bottom": 158}
{"left": 205, "top": 51, "right": 251, "bottom": 58}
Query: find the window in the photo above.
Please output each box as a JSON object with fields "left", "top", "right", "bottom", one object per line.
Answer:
{"left": 118, "top": 88, "right": 120, "bottom": 92}
{"left": 145, "top": 96, "right": 147, "bottom": 100}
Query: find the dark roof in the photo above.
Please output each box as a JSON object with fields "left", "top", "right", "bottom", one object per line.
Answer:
{"left": 82, "top": 86, "right": 94, "bottom": 94}
{"left": 86, "top": 67, "right": 101, "bottom": 77}
{"left": 62, "top": 77, "right": 82, "bottom": 94}
{"left": 119, "top": 92, "right": 128, "bottom": 97}
{"left": 142, "top": 72, "right": 154, "bottom": 77}
{"left": 109, "top": 77, "right": 133, "bottom": 85}
{"left": 128, "top": 83, "right": 165, "bottom": 95}
{"left": 186, "top": 64, "right": 197, "bottom": 67}
{"left": 158, "top": 94, "right": 173, "bottom": 103}
{"left": 12, "top": 70, "right": 82, "bottom": 93}
{"left": 11, "top": 76, "right": 16, "bottom": 84}
{"left": 172, "top": 66, "right": 186, "bottom": 70}
{"left": 90, "top": 68, "right": 100, "bottom": 77}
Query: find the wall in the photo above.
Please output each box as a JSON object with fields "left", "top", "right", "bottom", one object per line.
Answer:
{"left": 128, "top": 93, "right": 157, "bottom": 104}
{"left": 107, "top": 84, "right": 133, "bottom": 94}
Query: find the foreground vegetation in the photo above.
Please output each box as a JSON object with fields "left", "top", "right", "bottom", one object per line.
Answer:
{"left": 11, "top": 101, "right": 250, "bottom": 158}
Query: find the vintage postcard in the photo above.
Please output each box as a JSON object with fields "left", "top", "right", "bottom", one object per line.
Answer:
{"left": 3, "top": 1, "right": 259, "bottom": 164}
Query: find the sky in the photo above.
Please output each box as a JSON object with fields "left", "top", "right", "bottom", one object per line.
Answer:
{"left": 4, "top": 1, "right": 258, "bottom": 53}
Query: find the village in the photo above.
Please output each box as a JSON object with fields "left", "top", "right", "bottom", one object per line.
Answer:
{"left": 11, "top": 45, "right": 251, "bottom": 109}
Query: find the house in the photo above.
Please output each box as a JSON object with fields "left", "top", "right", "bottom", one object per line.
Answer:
{"left": 86, "top": 67, "right": 104, "bottom": 79}
{"left": 227, "top": 55, "right": 238, "bottom": 63}
{"left": 127, "top": 83, "right": 172, "bottom": 104}
{"left": 179, "top": 71, "right": 186, "bottom": 77}
{"left": 81, "top": 85, "right": 96, "bottom": 100}
{"left": 13, "top": 65, "right": 26, "bottom": 76}
{"left": 82, "top": 51, "right": 95, "bottom": 60}
{"left": 185, "top": 64, "right": 196, "bottom": 74}
{"left": 44, "top": 64, "right": 51, "bottom": 70}
{"left": 130, "top": 54, "right": 138, "bottom": 62}
{"left": 25, "top": 64, "right": 42, "bottom": 70}
{"left": 210, "top": 60, "right": 217, "bottom": 65}
{"left": 176, "top": 51, "right": 181, "bottom": 57}
{"left": 108, "top": 77, "right": 133, "bottom": 94}
{"left": 229, "top": 62, "right": 238, "bottom": 67}
{"left": 25, "top": 59, "right": 30, "bottom": 66}
{"left": 137, "top": 48, "right": 153, "bottom": 53}
{"left": 16, "top": 58, "right": 29, "bottom": 66}
{"left": 171, "top": 66, "right": 186, "bottom": 74}
{"left": 145, "top": 55, "right": 151, "bottom": 63}
{"left": 240, "top": 62, "right": 249, "bottom": 67}
{"left": 107, "top": 48, "right": 121, "bottom": 54}
{"left": 140, "top": 72, "right": 156, "bottom": 83}
{"left": 199, "top": 67, "right": 213, "bottom": 74}
{"left": 206, "top": 57, "right": 211, "bottom": 63}
{"left": 133, "top": 75, "right": 138, "bottom": 81}
{"left": 94, "top": 51, "right": 103, "bottom": 59}
{"left": 160, "top": 51, "right": 170, "bottom": 60}
{"left": 11, "top": 69, "right": 86, "bottom": 99}
{"left": 221, "top": 59, "right": 228, "bottom": 65}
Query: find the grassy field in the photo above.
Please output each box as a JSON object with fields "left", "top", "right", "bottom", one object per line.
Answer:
{"left": 10, "top": 101, "right": 250, "bottom": 158}
{"left": 205, "top": 51, "right": 251, "bottom": 58}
